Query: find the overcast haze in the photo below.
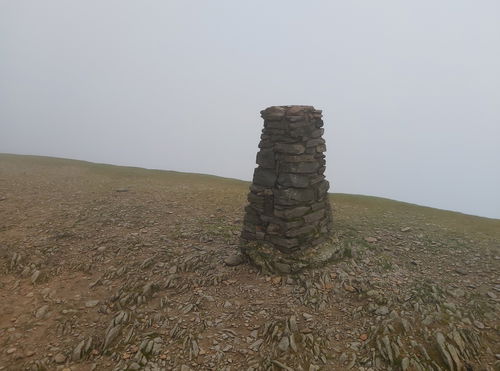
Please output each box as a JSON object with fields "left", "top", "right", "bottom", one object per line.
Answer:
{"left": 1, "top": 1, "right": 499, "bottom": 218}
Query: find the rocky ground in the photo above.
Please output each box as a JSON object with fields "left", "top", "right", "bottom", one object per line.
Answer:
{"left": 0, "top": 154, "right": 499, "bottom": 371}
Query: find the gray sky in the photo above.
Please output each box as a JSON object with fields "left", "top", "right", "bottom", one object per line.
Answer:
{"left": 1, "top": 1, "right": 499, "bottom": 219}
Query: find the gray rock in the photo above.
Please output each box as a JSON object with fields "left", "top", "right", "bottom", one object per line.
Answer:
{"left": 274, "top": 188, "right": 315, "bottom": 205}
{"left": 268, "top": 236, "right": 299, "bottom": 250}
{"left": 473, "top": 320, "right": 485, "bottom": 329}
{"left": 277, "top": 336, "right": 290, "bottom": 352}
{"left": 54, "top": 353, "right": 66, "bottom": 364}
{"left": 274, "top": 143, "right": 305, "bottom": 155}
{"left": 303, "top": 209, "right": 325, "bottom": 223}
{"left": 72, "top": 340, "right": 85, "bottom": 361}
{"left": 261, "top": 106, "right": 286, "bottom": 120}
{"left": 436, "top": 332, "right": 454, "bottom": 370}
{"left": 85, "top": 300, "right": 99, "bottom": 308}
{"left": 277, "top": 173, "right": 310, "bottom": 188}
{"left": 31, "top": 270, "right": 41, "bottom": 284}
{"left": 252, "top": 168, "right": 277, "bottom": 187}
{"left": 274, "top": 206, "right": 310, "bottom": 219}
{"left": 274, "top": 262, "right": 291, "bottom": 274}
{"left": 224, "top": 254, "right": 244, "bottom": 267}
{"left": 256, "top": 149, "right": 275, "bottom": 168}
{"left": 401, "top": 357, "right": 410, "bottom": 370}
{"left": 103, "top": 325, "right": 121, "bottom": 350}
{"left": 375, "top": 306, "right": 389, "bottom": 316}
{"left": 285, "top": 224, "right": 315, "bottom": 238}
{"left": 250, "top": 339, "right": 264, "bottom": 352}
{"left": 35, "top": 305, "right": 49, "bottom": 319}
{"left": 288, "top": 315, "right": 298, "bottom": 332}
{"left": 281, "top": 161, "right": 320, "bottom": 174}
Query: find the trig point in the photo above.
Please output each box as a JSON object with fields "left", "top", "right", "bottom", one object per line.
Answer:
{"left": 241, "top": 105, "right": 338, "bottom": 273}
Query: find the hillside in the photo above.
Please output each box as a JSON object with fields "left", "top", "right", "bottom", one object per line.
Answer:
{"left": 0, "top": 154, "right": 499, "bottom": 371}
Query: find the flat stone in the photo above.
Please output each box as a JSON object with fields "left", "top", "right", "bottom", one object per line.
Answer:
{"left": 290, "top": 126, "right": 315, "bottom": 137}
{"left": 436, "top": 332, "right": 454, "bottom": 370}
{"left": 277, "top": 173, "right": 310, "bottom": 188}
{"left": 274, "top": 188, "right": 315, "bottom": 205}
{"left": 249, "top": 339, "right": 264, "bottom": 351}
{"left": 35, "top": 305, "right": 49, "bottom": 319}
{"left": 256, "top": 149, "right": 275, "bottom": 168}
{"left": 287, "top": 116, "right": 305, "bottom": 122}
{"left": 474, "top": 320, "right": 485, "bottom": 329}
{"left": 281, "top": 154, "right": 315, "bottom": 163}
{"left": 306, "top": 138, "right": 325, "bottom": 147}
{"left": 310, "top": 201, "right": 326, "bottom": 211}
{"left": 286, "top": 224, "right": 315, "bottom": 238}
{"left": 274, "top": 262, "right": 291, "bottom": 273}
{"left": 274, "top": 143, "right": 305, "bottom": 155}
{"left": 316, "top": 144, "right": 326, "bottom": 152}
{"left": 252, "top": 168, "right": 276, "bottom": 187}
{"left": 311, "top": 128, "right": 324, "bottom": 138}
{"left": 277, "top": 336, "right": 290, "bottom": 352}
{"left": 281, "top": 161, "right": 320, "bottom": 174}
{"left": 375, "top": 306, "right": 389, "bottom": 315}
{"left": 85, "top": 300, "right": 99, "bottom": 308}
{"left": 287, "top": 105, "right": 313, "bottom": 115}
{"left": 289, "top": 120, "right": 312, "bottom": 129}
{"left": 224, "top": 254, "right": 244, "bottom": 267}
{"left": 274, "top": 206, "right": 310, "bottom": 219}
{"left": 268, "top": 236, "right": 299, "bottom": 249}
{"left": 282, "top": 220, "right": 304, "bottom": 230}
{"left": 54, "top": 353, "right": 66, "bottom": 364}
{"left": 315, "top": 179, "right": 330, "bottom": 195}
{"left": 265, "top": 121, "right": 288, "bottom": 130}
{"left": 261, "top": 106, "right": 286, "bottom": 120}
{"left": 31, "top": 270, "right": 41, "bottom": 284}
{"left": 303, "top": 209, "right": 325, "bottom": 223}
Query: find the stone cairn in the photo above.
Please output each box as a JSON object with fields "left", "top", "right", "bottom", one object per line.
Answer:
{"left": 241, "top": 105, "right": 337, "bottom": 273}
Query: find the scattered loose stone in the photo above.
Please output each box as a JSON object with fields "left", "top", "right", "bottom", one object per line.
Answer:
{"left": 277, "top": 336, "right": 290, "bottom": 352}
{"left": 31, "top": 270, "right": 41, "bottom": 284}
{"left": 486, "top": 291, "right": 497, "bottom": 299}
{"left": 35, "top": 305, "right": 49, "bottom": 319}
{"left": 473, "top": 320, "right": 485, "bottom": 329}
{"left": 224, "top": 253, "right": 244, "bottom": 267}
{"left": 85, "top": 300, "right": 99, "bottom": 308}
{"left": 375, "top": 306, "right": 389, "bottom": 316}
{"left": 250, "top": 339, "right": 264, "bottom": 352}
{"left": 54, "top": 353, "right": 66, "bottom": 364}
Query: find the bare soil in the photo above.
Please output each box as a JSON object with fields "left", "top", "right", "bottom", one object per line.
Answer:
{"left": 0, "top": 154, "right": 499, "bottom": 371}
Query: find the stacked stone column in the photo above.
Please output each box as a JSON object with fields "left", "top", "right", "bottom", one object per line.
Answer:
{"left": 241, "top": 106, "right": 335, "bottom": 272}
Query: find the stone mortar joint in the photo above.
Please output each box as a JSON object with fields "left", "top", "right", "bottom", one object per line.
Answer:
{"left": 240, "top": 105, "right": 339, "bottom": 273}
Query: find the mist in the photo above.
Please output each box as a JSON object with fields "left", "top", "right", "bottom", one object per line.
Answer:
{"left": 1, "top": 1, "right": 499, "bottom": 218}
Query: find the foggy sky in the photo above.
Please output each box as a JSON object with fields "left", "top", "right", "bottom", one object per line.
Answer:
{"left": 1, "top": 1, "right": 499, "bottom": 219}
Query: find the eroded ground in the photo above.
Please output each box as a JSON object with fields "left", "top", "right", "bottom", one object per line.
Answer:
{"left": 0, "top": 154, "right": 499, "bottom": 371}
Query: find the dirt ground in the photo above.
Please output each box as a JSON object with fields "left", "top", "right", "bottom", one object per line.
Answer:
{"left": 0, "top": 154, "right": 499, "bottom": 371}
